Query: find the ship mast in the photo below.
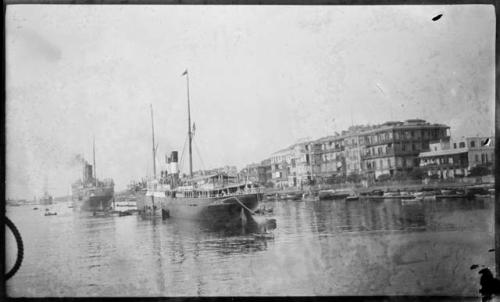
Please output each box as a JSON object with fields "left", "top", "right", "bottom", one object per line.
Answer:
{"left": 93, "top": 136, "right": 97, "bottom": 186}
{"left": 182, "top": 69, "right": 193, "bottom": 178}
{"left": 150, "top": 104, "right": 157, "bottom": 179}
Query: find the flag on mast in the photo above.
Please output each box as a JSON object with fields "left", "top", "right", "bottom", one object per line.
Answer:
{"left": 182, "top": 69, "right": 188, "bottom": 76}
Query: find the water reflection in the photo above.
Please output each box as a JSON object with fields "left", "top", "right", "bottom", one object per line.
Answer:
{"left": 6, "top": 197, "right": 494, "bottom": 296}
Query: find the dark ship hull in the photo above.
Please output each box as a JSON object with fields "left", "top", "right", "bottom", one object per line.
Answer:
{"left": 162, "top": 192, "right": 261, "bottom": 228}
{"left": 139, "top": 190, "right": 261, "bottom": 227}
{"left": 72, "top": 162, "right": 114, "bottom": 212}
{"left": 40, "top": 196, "right": 53, "bottom": 205}
{"left": 72, "top": 188, "right": 114, "bottom": 211}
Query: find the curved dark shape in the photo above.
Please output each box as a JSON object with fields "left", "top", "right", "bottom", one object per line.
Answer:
{"left": 5, "top": 216, "right": 24, "bottom": 280}
{"left": 432, "top": 14, "right": 443, "bottom": 21}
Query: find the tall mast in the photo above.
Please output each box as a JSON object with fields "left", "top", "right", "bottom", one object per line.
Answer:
{"left": 183, "top": 69, "right": 193, "bottom": 178}
{"left": 93, "top": 135, "right": 97, "bottom": 186}
{"left": 150, "top": 104, "right": 157, "bottom": 179}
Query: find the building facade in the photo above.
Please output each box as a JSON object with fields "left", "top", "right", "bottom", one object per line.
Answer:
{"left": 360, "top": 119, "right": 450, "bottom": 180}
{"left": 269, "top": 146, "right": 293, "bottom": 188}
{"left": 265, "top": 119, "right": 452, "bottom": 187}
{"left": 419, "top": 136, "right": 495, "bottom": 179}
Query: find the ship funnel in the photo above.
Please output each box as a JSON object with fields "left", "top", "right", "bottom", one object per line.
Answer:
{"left": 169, "top": 151, "right": 179, "bottom": 175}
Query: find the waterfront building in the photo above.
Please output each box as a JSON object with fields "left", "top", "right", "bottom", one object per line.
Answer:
{"left": 360, "top": 119, "right": 450, "bottom": 180}
{"left": 194, "top": 165, "right": 238, "bottom": 178}
{"left": 259, "top": 159, "right": 273, "bottom": 185}
{"left": 240, "top": 160, "right": 272, "bottom": 184}
{"left": 269, "top": 146, "right": 293, "bottom": 188}
{"left": 306, "top": 141, "right": 322, "bottom": 182}
{"left": 259, "top": 119, "right": 451, "bottom": 187}
{"left": 343, "top": 125, "right": 373, "bottom": 179}
{"left": 314, "top": 134, "right": 346, "bottom": 182}
{"left": 289, "top": 143, "right": 313, "bottom": 187}
{"left": 418, "top": 136, "right": 495, "bottom": 179}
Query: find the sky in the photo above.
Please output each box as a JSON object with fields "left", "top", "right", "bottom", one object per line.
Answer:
{"left": 5, "top": 5, "right": 495, "bottom": 199}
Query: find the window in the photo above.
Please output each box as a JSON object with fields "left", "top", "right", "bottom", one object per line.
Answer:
{"left": 459, "top": 142, "right": 465, "bottom": 148}
{"left": 475, "top": 154, "right": 479, "bottom": 163}
{"left": 453, "top": 143, "right": 457, "bottom": 149}
{"left": 470, "top": 141, "right": 475, "bottom": 148}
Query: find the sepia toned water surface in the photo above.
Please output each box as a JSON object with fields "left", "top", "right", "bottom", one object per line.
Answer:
{"left": 6, "top": 197, "right": 495, "bottom": 297}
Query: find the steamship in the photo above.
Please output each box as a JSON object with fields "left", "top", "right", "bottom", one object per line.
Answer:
{"left": 138, "top": 70, "right": 262, "bottom": 227}
{"left": 39, "top": 177, "right": 53, "bottom": 205}
{"left": 71, "top": 143, "right": 114, "bottom": 212}
{"left": 39, "top": 192, "right": 53, "bottom": 205}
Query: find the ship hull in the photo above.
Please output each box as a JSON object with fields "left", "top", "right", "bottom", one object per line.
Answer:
{"left": 141, "top": 193, "right": 262, "bottom": 228}
{"left": 40, "top": 199, "right": 53, "bottom": 205}
{"left": 72, "top": 187, "right": 114, "bottom": 212}
{"left": 73, "top": 194, "right": 114, "bottom": 211}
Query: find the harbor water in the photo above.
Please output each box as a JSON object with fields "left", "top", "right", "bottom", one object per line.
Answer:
{"left": 6, "top": 197, "right": 495, "bottom": 297}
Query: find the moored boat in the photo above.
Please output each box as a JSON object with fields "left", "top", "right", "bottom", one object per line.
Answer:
{"left": 318, "top": 189, "right": 353, "bottom": 200}
{"left": 140, "top": 70, "right": 266, "bottom": 230}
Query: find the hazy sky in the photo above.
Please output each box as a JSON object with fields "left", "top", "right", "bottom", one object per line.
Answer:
{"left": 5, "top": 5, "right": 495, "bottom": 199}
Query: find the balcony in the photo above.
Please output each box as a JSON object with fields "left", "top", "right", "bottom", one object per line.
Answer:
{"left": 361, "top": 149, "right": 395, "bottom": 160}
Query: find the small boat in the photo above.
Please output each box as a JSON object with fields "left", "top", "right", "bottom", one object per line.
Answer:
{"left": 345, "top": 195, "right": 359, "bottom": 201}
{"left": 465, "top": 186, "right": 490, "bottom": 199}
{"left": 92, "top": 211, "right": 110, "bottom": 217}
{"left": 318, "top": 189, "right": 353, "bottom": 200}
{"left": 118, "top": 210, "right": 133, "bottom": 216}
{"left": 369, "top": 189, "right": 384, "bottom": 196}
{"left": 254, "top": 207, "right": 273, "bottom": 215}
{"left": 383, "top": 191, "right": 400, "bottom": 197}
{"left": 253, "top": 232, "right": 274, "bottom": 240}
{"left": 33, "top": 207, "right": 38, "bottom": 210}
{"left": 412, "top": 191, "right": 436, "bottom": 201}
{"left": 276, "top": 191, "right": 302, "bottom": 201}
{"left": 44, "top": 212, "right": 57, "bottom": 216}
{"left": 400, "top": 195, "right": 416, "bottom": 201}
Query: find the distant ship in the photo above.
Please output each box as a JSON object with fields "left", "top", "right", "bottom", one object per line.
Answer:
{"left": 139, "top": 70, "right": 262, "bottom": 228}
{"left": 39, "top": 191, "right": 53, "bottom": 205}
{"left": 71, "top": 140, "right": 114, "bottom": 211}
{"left": 39, "top": 177, "right": 53, "bottom": 205}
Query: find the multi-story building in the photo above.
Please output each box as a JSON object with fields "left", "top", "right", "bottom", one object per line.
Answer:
{"left": 194, "top": 165, "right": 238, "bottom": 177}
{"left": 262, "top": 119, "right": 451, "bottom": 187}
{"left": 289, "top": 143, "right": 315, "bottom": 186}
{"left": 360, "top": 119, "right": 450, "bottom": 180}
{"left": 240, "top": 160, "right": 273, "bottom": 184}
{"left": 307, "top": 141, "right": 322, "bottom": 180}
{"left": 314, "top": 134, "right": 346, "bottom": 182}
{"left": 419, "top": 136, "right": 495, "bottom": 179}
{"left": 343, "top": 125, "right": 373, "bottom": 177}
{"left": 259, "top": 159, "right": 272, "bottom": 185}
{"left": 269, "top": 146, "right": 293, "bottom": 188}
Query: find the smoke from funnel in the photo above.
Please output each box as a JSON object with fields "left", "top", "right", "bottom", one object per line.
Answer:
{"left": 68, "top": 154, "right": 89, "bottom": 167}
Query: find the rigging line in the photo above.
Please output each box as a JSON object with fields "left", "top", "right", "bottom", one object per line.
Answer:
{"left": 178, "top": 134, "right": 189, "bottom": 174}
{"left": 193, "top": 139, "right": 206, "bottom": 172}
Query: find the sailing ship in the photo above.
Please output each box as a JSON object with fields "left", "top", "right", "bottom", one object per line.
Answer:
{"left": 139, "top": 70, "right": 262, "bottom": 228}
{"left": 71, "top": 139, "right": 114, "bottom": 211}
